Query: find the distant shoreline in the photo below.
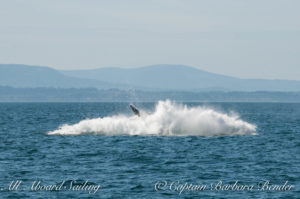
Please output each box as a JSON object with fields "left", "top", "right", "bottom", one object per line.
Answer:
{"left": 1, "top": 86, "right": 300, "bottom": 102}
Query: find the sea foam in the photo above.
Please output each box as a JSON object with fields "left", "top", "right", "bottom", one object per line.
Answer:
{"left": 47, "top": 100, "right": 256, "bottom": 136}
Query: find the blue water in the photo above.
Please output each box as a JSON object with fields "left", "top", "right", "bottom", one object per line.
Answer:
{"left": 0, "top": 102, "right": 299, "bottom": 198}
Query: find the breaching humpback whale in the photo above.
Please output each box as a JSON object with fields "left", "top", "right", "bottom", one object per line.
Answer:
{"left": 130, "top": 104, "right": 140, "bottom": 116}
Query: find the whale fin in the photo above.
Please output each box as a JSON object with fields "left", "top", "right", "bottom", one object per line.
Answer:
{"left": 130, "top": 104, "right": 140, "bottom": 117}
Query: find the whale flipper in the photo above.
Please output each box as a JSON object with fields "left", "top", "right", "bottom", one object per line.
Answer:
{"left": 130, "top": 104, "right": 140, "bottom": 117}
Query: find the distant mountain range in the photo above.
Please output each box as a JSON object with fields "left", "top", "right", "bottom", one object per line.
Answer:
{"left": 0, "top": 64, "right": 126, "bottom": 89}
{"left": 1, "top": 64, "right": 300, "bottom": 91}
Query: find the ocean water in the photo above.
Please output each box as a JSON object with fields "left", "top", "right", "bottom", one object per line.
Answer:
{"left": 0, "top": 101, "right": 299, "bottom": 198}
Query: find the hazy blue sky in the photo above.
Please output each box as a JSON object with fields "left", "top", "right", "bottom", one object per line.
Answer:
{"left": 0, "top": 0, "right": 299, "bottom": 80}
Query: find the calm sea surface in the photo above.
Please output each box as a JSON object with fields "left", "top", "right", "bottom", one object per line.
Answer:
{"left": 0, "top": 102, "right": 299, "bottom": 198}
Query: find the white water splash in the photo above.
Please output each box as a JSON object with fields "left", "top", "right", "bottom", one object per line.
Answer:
{"left": 47, "top": 100, "right": 256, "bottom": 136}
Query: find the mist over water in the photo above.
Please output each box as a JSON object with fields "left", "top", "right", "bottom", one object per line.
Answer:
{"left": 48, "top": 100, "right": 256, "bottom": 136}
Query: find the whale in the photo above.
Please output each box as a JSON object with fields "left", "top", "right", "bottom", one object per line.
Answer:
{"left": 130, "top": 104, "right": 140, "bottom": 116}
